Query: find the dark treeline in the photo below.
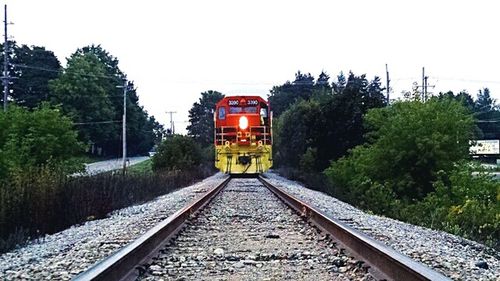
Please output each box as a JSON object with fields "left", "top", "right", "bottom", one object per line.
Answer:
{"left": 271, "top": 71, "right": 386, "bottom": 171}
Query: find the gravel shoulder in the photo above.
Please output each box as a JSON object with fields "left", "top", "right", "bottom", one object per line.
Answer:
{"left": 263, "top": 172, "right": 499, "bottom": 281}
{"left": 0, "top": 173, "right": 227, "bottom": 280}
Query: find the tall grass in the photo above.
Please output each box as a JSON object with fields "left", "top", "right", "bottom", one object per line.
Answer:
{"left": 0, "top": 165, "right": 214, "bottom": 253}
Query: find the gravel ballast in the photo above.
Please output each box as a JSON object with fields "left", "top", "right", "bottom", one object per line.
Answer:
{"left": 263, "top": 172, "right": 499, "bottom": 281}
{"left": 139, "top": 178, "right": 374, "bottom": 280}
{"left": 0, "top": 173, "right": 227, "bottom": 280}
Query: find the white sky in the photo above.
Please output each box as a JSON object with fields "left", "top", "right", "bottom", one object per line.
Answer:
{"left": 5, "top": 0, "right": 500, "bottom": 134}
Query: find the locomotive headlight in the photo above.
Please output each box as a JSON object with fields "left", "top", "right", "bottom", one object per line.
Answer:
{"left": 239, "top": 116, "right": 248, "bottom": 130}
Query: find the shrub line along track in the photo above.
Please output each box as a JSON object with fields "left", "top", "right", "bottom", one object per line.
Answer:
{"left": 74, "top": 175, "right": 450, "bottom": 281}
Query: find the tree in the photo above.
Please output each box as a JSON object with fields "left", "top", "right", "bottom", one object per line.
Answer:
{"left": 475, "top": 88, "right": 495, "bottom": 112}
{"left": 326, "top": 97, "right": 475, "bottom": 202}
{"left": 152, "top": 135, "right": 202, "bottom": 171}
{"left": 187, "top": 90, "right": 224, "bottom": 147}
{"left": 274, "top": 99, "right": 322, "bottom": 168}
{"left": 473, "top": 88, "right": 500, "bottom": 140}
{"left": 76, "top": 45, "right": 164, "bottom": 155}
{"left": 268, "top": 71, "right": 316, "bottom": 117}
{"left": 438, "top": 91, "right": 475, "bottom": 112}
{"left": 332, "top": 71, "right": 346, "bottom": 94}
{"left": 274, "top": 72, "right": 386, "bottom": 172}
{"left": 10, "top": 45, "right": 61, "bottom": 108}
{"left": 49, "top": 45, "right": 163, "bottom": 156}
{"left": 0, "top": 104, "right": 83, "bottom": 179}
{"left": 49, "top": 52, "right": 115, "bottom": 149}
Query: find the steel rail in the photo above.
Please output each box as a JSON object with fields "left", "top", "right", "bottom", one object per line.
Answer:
{"left": 258, "top": 175, "right": 451, "bottom": 281}
{"left": 74, "top": 177, "right": 231, "bottom": 281}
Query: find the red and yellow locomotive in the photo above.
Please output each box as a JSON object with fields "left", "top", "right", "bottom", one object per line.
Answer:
{"left": 214, "top": 96, "right": 273, "bottom": 174}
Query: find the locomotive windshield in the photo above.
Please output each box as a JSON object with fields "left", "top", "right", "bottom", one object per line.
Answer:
{"left": 243, "top": 106, "right": 257, "bottom": 113}
{"left": 228, "top": 106, "right": 258, "bottom": 114}
{"left": 229, "top": 107, "right": 243, "bottom": 114}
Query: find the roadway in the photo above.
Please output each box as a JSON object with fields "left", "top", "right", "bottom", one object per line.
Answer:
{"left": 84, "top": 156, "right": 150, "bottom": 175}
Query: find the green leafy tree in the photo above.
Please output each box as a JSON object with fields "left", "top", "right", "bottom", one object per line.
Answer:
{"left": 0, "top": 104, "right": 83, "bottom": 180}
{"left": 152, "top": 135, "right": 202, "bottom": 171}
{"left": 274, "top": 100, "right": 322, "bottom": 168}
{"left": 326, "top": 97, "right": 475, "bottom": 202}
{"left": 49, "top": 45, "right": 163, "bottom": 156}
{"left": 49, "top": 52, "right": 115, "bottom": 149}
{"left": 10, "top": 45, "right": 62, "bottom": 108}
{"left": 438, "top": 91, "right": 475, "bottom": 111}
{"left": 268, "top": 71, "right": 316, "bottom": 116}
{"left": 187, "top": 90, "right": 224, "bottom": 147}
{"left": 75, "top": 45, "right": 164, "bottom": 156}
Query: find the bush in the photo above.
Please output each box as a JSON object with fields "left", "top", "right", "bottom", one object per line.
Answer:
{"left": 0, "top": 104, "right": 84, "bottom": 181}
{"left": 322, "top": 99, "right": 500, "bottom": 248}
{"left": 402, "top": 163, "right": 499, "bottom": 248}
{"left": 152, "top": 135, "right": 202, "bottom": 171}
{"left": 0, "top": 165, "right": 214, "bottom": 253}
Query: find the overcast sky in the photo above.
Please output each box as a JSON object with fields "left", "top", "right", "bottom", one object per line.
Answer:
{"left": 5, "top": 0, "right": 500, "bottom": 134}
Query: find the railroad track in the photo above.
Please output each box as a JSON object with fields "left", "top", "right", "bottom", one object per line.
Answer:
{"left": 75, "top": 176, "right": 450, "bottom": 281}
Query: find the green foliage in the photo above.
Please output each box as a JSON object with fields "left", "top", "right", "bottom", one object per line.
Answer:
{"left": 300, "top": 147, "right": 318, "bottom": 173}
{"left": 402, "top": 162, "right": 499, "bottom": 248}
{"left": 274, "top": 99, "right": 322, "bottom": 168}
{"left": 49, "top": 51, "right": 115, "bottom": 147}
{"left": 49, "top": 45, "right": 164, "bottom": 156}
{"left": 269, "top": 71, "right": 319, "bottom": 116}
{"left": 324, "top": 98, "right": 499, "bottom": 247}
{"left": 152, "top": 135, "right": 203, "bottom": 171}
{"left": 329, "top": 98, "right": 475, "bottom": 201}
{"left": 187, "top": 90, "right": 224, "bottom": 147}
{"left": 10, "top": 44, "right": 62, "bottom": 108}
{"left": 0, "top": 104, "right": 84, "bottom": 179}
{"left": 274, "top": 72, "right": 386, "bottom": 172}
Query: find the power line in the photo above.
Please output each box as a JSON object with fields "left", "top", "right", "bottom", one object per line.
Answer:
{"left": 430, "top": 77, "right": 500, "bottom": 85}
{"left": 73, "top": 120, "right": 121, "bottom": 125}
{"left": 12, "top": 63, "right": 121, "bottom": 80}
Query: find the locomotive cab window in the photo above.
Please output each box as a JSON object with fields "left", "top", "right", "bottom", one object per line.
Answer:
{"left": 244, "top": 106, "right": 257, "bottom": 113}
{"left": 229, "top": 107, "right": 242, "bottom": 114}
{"left": 260, "top": 108, "right": 268, "bottom": 118}
{"left": 218, "top": 107, "right": 226, "bottom": 119}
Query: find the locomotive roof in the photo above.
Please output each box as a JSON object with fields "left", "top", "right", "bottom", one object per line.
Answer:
{"left": 216, "top": 96, "right": 268, "bottom": 107}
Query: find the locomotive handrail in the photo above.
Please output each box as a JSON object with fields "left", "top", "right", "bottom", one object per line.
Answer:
{"left": 215, "top": 125, "right": 272, "bottom": 145}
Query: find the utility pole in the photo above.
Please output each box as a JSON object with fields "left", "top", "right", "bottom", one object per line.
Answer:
{"left": 166, "top": 111, "right": 176, "bottom": 134}
{"left": 2, "top": 5, "right": 10, "bottom": 111}
{"left": 424, "top": 75, "right": 428, "bottom": 101}
{"left": 116, "top": 81, "right": 127, "bottom": 174}
{"left": 122, "top": 80, "right": 127, "bottom": 174}
{"left": 419, "top": 67, "right": 434, "bottom": 102}
{"left": 422, "top": 67, "right": 425, "bottom": 102}
{"left": 385, "top": 64, "right": 390, "bottom": 105}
